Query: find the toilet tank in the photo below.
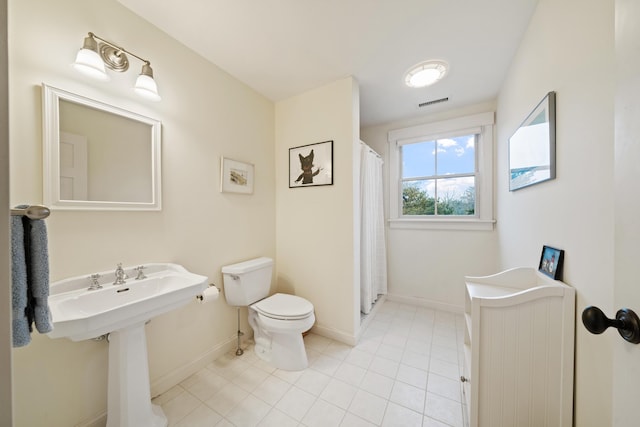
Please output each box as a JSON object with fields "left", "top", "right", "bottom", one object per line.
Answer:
{"left": 222, "top": 257, "right": 273, "bottom": 306}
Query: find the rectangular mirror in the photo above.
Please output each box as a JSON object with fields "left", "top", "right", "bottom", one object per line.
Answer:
{"left": 42, "top": 84, "right": 162, "bottom": 210}
{"left": 509, "top": 91, "right": 556, "bottom": 191}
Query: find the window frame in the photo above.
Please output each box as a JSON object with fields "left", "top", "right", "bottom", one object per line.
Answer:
{"left": 388, "top": 112, "right": 495, "bottom": 231}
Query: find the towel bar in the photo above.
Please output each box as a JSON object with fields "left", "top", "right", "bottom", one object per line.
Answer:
{"left": 10, "top": 205, "right": 50, "bottom": 220}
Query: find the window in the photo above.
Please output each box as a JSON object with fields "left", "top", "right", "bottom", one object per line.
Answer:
{"left": 388, "top": 112, "right": 495, "bottom": 230}
{"left": 401, "top": 134, "right": 477, "bottom": 216}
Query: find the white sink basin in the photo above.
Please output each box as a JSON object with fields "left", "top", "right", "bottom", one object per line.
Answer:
{"left": 48, "top": 263, "right": 209, "bottom": 427}
{"left": 48, "top": 263, "right": 208, "bottom": 341}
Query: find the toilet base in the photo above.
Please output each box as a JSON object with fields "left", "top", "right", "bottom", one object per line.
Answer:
{"left": 249, "top": 309, "right": 315, "bottom": 371}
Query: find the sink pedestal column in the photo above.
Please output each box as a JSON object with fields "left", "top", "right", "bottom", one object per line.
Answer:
{"left": 106, "top": 321, "right": 167, "bottom": 427}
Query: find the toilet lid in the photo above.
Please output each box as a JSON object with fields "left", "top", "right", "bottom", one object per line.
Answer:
{"left": 252, "top": 293, "right": 314, "bottom": 320}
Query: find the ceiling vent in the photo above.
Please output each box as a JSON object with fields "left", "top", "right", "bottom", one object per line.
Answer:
{"left": 418, "top": 97, "right": 449, "bottom": 108}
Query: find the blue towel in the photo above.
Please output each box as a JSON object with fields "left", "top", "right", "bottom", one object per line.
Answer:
{"left": 27, "top": 215, "right": 52, "bottom": 334}
{"left": 11, "top": 205, "right": 52, "bottom": 347}
{"left": 11, "top": 213, "right": 30, "bottom": 347}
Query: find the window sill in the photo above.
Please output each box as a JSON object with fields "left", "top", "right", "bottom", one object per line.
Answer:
{"left": 388, "top": 218, "right": 496, "bottom": 231}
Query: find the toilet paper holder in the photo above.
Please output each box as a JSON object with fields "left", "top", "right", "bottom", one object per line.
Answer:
{"left": 196, "top": 283, "right": 220, "bottom": 301}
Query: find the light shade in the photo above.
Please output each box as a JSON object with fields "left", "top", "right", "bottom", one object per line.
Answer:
{"left": 134, "top": 63, "right": 161, "bottom": 101}
{"left": 72, "top": 35, "right": 109, "bottom": 81}
{"left": 405, "top": 60, "right": 448, "bottom": 88}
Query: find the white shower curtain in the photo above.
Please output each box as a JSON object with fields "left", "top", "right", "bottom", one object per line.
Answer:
{"left": 360, "top": 143, "right": 387, "bottom": 314}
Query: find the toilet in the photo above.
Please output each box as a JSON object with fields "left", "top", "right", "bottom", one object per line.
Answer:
{"left": 222, "top": 257, "right": 315, "bottom": 371}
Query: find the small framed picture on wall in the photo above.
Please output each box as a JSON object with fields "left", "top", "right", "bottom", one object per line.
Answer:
{"left": 220, "top": 157, "right": 254, "bottom": 194}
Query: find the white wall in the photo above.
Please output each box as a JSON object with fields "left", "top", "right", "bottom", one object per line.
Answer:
{"left": 495, "top": 0, "right": 615, "bottom": 425}
{"left": 0, "top": 0, "right": 12, "bottom": 424}
{"left": 275, "top": 77, "right": 360, "bottom": 343}
{"left": 361, "top": 101, "right": 499, "bottom": 310}
{"left": 9, "top": 0, "right": 275, "bottom": 425}
{"left": 613, "top": 0, "right": 640, "bottom": 423}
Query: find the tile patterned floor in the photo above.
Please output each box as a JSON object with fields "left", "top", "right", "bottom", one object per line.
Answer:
{"left": 153, "top": 300, "right": 466, "bottom": 426}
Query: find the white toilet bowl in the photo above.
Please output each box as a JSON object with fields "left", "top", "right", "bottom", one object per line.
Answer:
{"left": 248, "top": 293, "right": 315, "bottom": 371}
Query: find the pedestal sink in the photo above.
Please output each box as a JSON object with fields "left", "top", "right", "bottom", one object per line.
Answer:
{"left": 47, "top": 263, "right": 208, "bottom": 427}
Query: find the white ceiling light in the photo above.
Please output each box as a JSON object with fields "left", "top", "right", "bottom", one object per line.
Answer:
{"left": 405, "top": 60, "right": 449, "bottom": 88}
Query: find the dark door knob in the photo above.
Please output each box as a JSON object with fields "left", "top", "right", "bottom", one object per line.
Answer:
{"left": 582, "top": 306, "right": 640, "bottom": 344}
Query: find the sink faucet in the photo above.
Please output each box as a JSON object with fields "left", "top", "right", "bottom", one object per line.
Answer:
{"left": 88, "top": 274, "right": 102, "bottom": 291}
{"left": 114, "top": 263, "right": 128, "bottom": 285}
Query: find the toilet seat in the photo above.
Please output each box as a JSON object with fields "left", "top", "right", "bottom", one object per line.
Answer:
{"left": 251, "top": 293, "right": 314, "bottom": 320}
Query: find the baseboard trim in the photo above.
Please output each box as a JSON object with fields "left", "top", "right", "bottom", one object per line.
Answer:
{"left": 311, "top": 324, "right": 357, "bottom": 346}
{"left": 386, "top": 293, "right": 464, "bottom": 314}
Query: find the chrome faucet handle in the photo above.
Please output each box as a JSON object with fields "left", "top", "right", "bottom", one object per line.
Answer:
{"left": 134, "top": 265, "right": 147, "bottom": 280}
{"left": 88, "top": 273, "right": 102, "bottom": 290}
{"left": 114, "top": 263, "right": 127, "bottom": 285}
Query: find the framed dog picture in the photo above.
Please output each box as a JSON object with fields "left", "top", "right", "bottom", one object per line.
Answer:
{"left": 538, "top": 245, "right": 564, "bottom": 280}
{"left": 289, "top": 140, "right": 333, "bottom": 188}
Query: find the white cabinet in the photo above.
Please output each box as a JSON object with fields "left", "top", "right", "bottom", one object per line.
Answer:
{"left": 462, "top": 268, "right": 575, "bottom": 427}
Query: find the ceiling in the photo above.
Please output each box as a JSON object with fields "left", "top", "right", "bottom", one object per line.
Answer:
{"left": 117, "top": 0, "right": 538, "bottom": 127}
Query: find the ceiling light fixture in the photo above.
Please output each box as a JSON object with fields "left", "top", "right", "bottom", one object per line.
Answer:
{"left": 73, "top": 32, "right": 161, "bottom": 101}
{"left": 405, "top": 60, "right": 449, "bottom": 88}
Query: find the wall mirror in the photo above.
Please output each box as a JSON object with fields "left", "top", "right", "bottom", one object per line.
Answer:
{"left": 509, "top": 91, "right": 556, "bottom": 191}
{"left": 42, "top": 84, "right": 161, "bottom": 210}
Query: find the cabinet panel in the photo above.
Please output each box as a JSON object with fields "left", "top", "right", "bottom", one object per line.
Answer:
{"left": 463, "top": 268, "right": 575, "bottom": 427}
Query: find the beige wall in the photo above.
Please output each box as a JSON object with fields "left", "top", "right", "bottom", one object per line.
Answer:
{"left": 360, "top": 101, "right": 499, "bottom": 310}
{"left": 275, "top": 77, "right": 360, "bottom": 343}
{"left": 9, "top": 0, "right": 275, "bottom": 425}
{"left": 496, "top": 0, "right": 615, "bottom": 425}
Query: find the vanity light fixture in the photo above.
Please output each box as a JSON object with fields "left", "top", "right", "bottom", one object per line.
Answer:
{"left": 404, "top": 60, "right": 449, "bottom": 88}
{"left": 73, "top": 32, "right": 161, "bottom": 101}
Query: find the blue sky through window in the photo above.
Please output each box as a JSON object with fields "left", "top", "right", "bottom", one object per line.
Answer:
{"left": 401, "top": 134, "right": 477, "bottom": 215}
{"left": 402, "top": 135, "right": 475, "bottom": 179}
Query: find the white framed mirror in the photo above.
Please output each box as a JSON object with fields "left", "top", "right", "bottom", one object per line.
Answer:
{"left": 42, "top": 84, "right": 162, "bottom": 210}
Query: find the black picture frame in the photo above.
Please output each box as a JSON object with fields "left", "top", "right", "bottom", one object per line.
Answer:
{"left": 289, "top": 140, "right": 333, "bottom": 188}
{"left": 538, "top": 245, "right": 564, "bottom": 280}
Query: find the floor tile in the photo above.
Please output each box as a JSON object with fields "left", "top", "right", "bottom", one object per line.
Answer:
{"left": 427, "top": 372, "right": 462, "bottom": 402}
{"left": 368, "top": 355, "right": 400, "bottom": 379}
{"left": 334, "top": 361, "right": 367, "bottom": 386}
{"left": 174, "top": 403, "right": 223, "bottom": 427}
{"left": 275, "top": 385, "right": 316, "bottom": 421}
{"left": 340, "top": 412, "right": 378, "bottom": 427}
{"left": 348, "top": 389, "right": 388, "bottom": 425}
{"left": 320, "top": 378, "right": 359, "bottom": 410}
{"left": 160, "top": 300, "right": 467, "bottom": 427}
{"left": 424, "top": 392, "right": 464, "bottom": 427}
{"left": 252, "top": 374, "right": 292, "bottom": 406}
{"left": 360, "top": 370, "right": 394, "bottom": 399}
{"left": 160, "top": 389, "right": 201, "bottom": 425}
{"left": 295, "top": 367, "right": 331, "bottom": 396}
{"left": 312, "top": 353, "right": 343, "bottom": 376}
{"left": 302, "top": 398, "right": 346, "bottom": 427}
{"left": 204, "top": 382, "right": 248, "bottom": 416}
{"left": 225, "top": 394, "right": 271, "bottom": 427}
{"left": 389, "top": 380, "right": 425, "bottom": 413}
{"left": 381, "top": 402, "right": 423, "bottom": 427}
{"left": 396, "top": 364, "right": 429, "bottom": 390}
{"left": 257, "top": 408, "right": 298, "bottom": 427}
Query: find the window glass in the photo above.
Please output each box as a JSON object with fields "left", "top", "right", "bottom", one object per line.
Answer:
{"left": 401, "top": 134, "right": 477, "bottom": 216}
{"left": 402, "top": 141, "right": 435, "bottom": 178}
{"left": 437, "top": 135, "right": 475, "bottom": 175}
